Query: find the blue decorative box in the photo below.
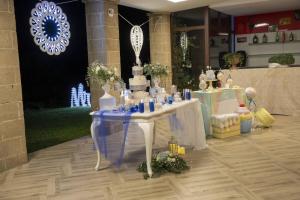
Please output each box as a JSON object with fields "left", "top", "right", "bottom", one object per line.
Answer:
{"left": 240, "top": 119, "right": 252, "bottom": 133}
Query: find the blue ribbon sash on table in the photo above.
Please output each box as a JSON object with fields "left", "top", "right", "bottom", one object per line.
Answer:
{"left": 169, "top": 113, "right": 183, "bottom": 137}
{"left": 93, "top": 110, "right": 131, "bottom": 167}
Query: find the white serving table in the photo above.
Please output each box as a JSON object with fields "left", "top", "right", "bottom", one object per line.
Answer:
{"left": 90, "top": 99, "right": 207, "bottom": 177}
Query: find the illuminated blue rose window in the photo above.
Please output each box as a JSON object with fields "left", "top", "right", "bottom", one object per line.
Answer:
{"left": 29, "top": 1, "right": 71, "bottom": 55}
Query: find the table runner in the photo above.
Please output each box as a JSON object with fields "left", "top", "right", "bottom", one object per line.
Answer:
{"left": 92, "top": 110, "right": 131, "bottom": 167}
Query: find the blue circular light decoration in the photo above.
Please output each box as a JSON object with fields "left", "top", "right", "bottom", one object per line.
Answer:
{"left": 29, "top": 1, "right": 70, "bottom": 55}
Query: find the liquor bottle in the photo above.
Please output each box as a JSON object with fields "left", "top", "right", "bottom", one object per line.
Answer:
{"left": 289, "top": 32, "right": 294, "bottom": 41}
{"left": 275, "top": 32, "right": 280, "bottom": 42}
{"left": 253, "top": 34, "right": 259, "bottom": 44}
{"left": 281, "top": 31, "right": 286, "bottom": 43}
{"left": 262, "top": 33, "right": 268, "bottom": 43}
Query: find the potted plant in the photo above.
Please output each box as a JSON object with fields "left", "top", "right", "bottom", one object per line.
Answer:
{"left": 268, "top": 53, "right": 295, "bottom": 68}
{"left": 223, "top": 53, "right": 244, "bottom": 69}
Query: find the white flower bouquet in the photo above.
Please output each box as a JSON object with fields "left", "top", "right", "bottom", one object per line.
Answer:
{"left": 143, "top": 63, "right": 169, "bottom": 78}
{"left": 86, "top": 61, "right": 123, "bottom": 87}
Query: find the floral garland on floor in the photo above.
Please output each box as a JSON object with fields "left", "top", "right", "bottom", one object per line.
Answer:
{"left": 137, "top": 151, "right": 190, "bottom": 179}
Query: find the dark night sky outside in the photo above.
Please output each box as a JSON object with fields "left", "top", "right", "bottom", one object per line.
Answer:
{"left": 14, "top": 1, "right": 150, "bottom": 108}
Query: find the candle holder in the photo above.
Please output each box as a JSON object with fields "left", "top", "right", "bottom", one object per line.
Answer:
{"left": 168, "top": 136, "right": 178, "bottom": 155}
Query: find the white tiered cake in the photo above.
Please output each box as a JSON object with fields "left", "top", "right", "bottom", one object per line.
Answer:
{"left": 129, "top": 66, "right": 148, "bottom": 91}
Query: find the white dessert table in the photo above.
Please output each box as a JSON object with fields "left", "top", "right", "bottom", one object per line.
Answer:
{"left": 90, "top": 99, "right": 207, "bottom": 177}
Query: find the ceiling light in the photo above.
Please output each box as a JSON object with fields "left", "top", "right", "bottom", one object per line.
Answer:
{"left": 218, "top": 32, "right": 229, "bottom": 36}
{"left": 168, "top": 0, "right": 187, "bottom": 3}
{"left": 254, "top": 23, "right": 269, "bottom": 28}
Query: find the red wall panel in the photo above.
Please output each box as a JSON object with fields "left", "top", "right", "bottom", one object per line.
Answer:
{"left": 235, "top": 10, "right": 300, "bottom": 35}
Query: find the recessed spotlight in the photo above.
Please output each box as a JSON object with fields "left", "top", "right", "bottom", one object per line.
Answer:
{"left": 168, "top": 0, "right": 187, "bottom": 3}
{"left": 218, "top": 32, "right": 229, "bottom": 36}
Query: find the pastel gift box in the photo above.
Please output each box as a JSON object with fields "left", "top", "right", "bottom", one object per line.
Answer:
{"left": 211, "top": 113, "right": 240, "bottom": 139}
{"left": 240, "top": 120, "right": 252, "bottom": 133}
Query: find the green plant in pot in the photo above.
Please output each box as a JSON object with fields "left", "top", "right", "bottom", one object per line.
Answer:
{"left": 223, "top": 53, "right": 244, "bottom": 69}
{"left": 268, "top": 53, "right": 295, "bottom": 67}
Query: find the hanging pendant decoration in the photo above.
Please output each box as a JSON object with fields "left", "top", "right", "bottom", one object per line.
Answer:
{"left": 130, "top": 25, "right": 144, "bottom": 66}
{"left": 180, "top": 32, "right": 188, "bottom": 61}
{"left": 29, "top": 1, "right": 71, "bottom": 55}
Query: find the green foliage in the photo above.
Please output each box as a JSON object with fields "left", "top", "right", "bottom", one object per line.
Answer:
{"left": 143, "top": 63, "right": 169, "bottom": 77}
{"left": 25, "top": 107, "right": 91, "bottom": 153}
{"left": 223, "top": 53, "right": 244, "bottom": 68}
{"left": 137, "top": 152, "right": 190, "bottom": 179}
{"left": 268, "top": 53, "right": 295, "bottom": 65}
{"left": 86, "top": 61, "right": 123, "bottom": 87}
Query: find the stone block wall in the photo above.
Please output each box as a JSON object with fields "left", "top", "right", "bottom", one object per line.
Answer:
{"left": 149, "top": 13, "right": 172, "bottom": 92}
{"left": 85, "top": 0, "right": 121, "bottom": 110}
{"left": 0, "top": 0, "right": 27, "bottom": 172}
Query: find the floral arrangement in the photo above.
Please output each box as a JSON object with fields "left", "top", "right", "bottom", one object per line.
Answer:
{"left": 137, "top": 151, "right": 190, "bottom": 179}
{"left": 86, "top": 61, "right": 123, "bottom": 87}
{"left": 223, "top": 53, "right": 244, "bottom": 69}
{"left": 143, "top": 63, "right": 169, "bottom": 78}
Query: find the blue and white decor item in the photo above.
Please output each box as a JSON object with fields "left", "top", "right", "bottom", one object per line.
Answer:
{"left": 29, "top": 1, "right": 71, "bottom": 55}
{"left": 130, "top": 26, "right": 144, "bottom": 66}
{"left": 180, "top": 32, "right": 188, "bottom": 62}
{"left": 92, "top": 110, "right": 132, "bottom": 168}
{"left": 70, "top": 83, "right": 91, "bottom": 108}
{"left": 128, "top": 28, "right": 149, "bottom": 94}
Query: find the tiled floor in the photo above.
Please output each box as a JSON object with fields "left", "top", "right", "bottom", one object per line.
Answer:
{"left": 1, "top": 116, "right": 300, "bottom": 200}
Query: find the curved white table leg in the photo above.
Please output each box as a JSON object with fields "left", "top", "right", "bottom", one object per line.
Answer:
{"left": 138, "top": 122, "right": 154, "bottom": 178}
{"left": 91, "top": 119, "right": 101, "bottom": 171}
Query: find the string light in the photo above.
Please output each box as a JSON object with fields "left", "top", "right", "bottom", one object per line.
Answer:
{"left": 70, "top": 83, "right": 91, "bottom": 108}
{"left": 180, "top": 32, "right": 188, "bottom": 61}
{"left": 30, "top": 1, "right": 71, "bottom": 55}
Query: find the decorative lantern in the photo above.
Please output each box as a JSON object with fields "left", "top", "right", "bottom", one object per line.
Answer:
{"left": 180, "top": 32, "right": 188, "bottom": 61}
{"left": 130, "top": 25, "right": 144, "bottom": 66}
{"left": 168, "top": 136, "right": 178, "bottom": 155}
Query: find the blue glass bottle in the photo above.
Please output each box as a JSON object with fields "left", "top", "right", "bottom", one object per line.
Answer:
{"left": 139, "top": 100, "right": 144, "bottom": 113}
{"left": 149, "top": 99, "right": 155, "bottom": 112}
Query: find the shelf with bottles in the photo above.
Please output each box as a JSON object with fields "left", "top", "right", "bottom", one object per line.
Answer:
{"left": 249, "top": 40, "right": 300, "bottom": 45}
{"left": 248, "top": 31, "right": 298, "bottom": 45}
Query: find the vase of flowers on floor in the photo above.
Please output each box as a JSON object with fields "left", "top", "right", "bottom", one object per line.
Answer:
{"left": 143, "top": 63, "right": 169, "bottom": 88}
